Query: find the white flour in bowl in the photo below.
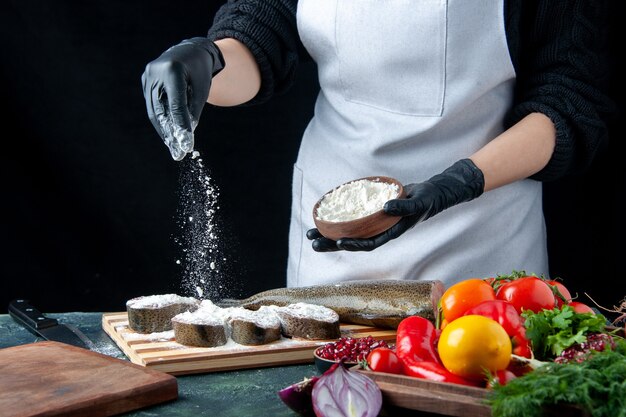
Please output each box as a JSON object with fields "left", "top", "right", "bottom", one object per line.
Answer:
{"left": 316, "top": 178, "right": 399, "bottom": 222}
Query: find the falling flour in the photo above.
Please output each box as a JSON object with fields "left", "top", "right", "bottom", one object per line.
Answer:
{"left": 173, "top": 151, "right": 239, "bottom": 300}
{"left": 316, "top": 178, "right": 399, "bottom": 222}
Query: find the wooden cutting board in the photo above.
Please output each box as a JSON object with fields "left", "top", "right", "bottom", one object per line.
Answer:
{"left": 102, "top": 312, "right": 397, "bottom": 375}
{"left": 0, "top": 341, "right": 178, "bottom": 417}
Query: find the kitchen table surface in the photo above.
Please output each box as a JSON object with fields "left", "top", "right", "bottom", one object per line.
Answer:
{"left": 0, "top": 312, "right": 432, "bottom": 417}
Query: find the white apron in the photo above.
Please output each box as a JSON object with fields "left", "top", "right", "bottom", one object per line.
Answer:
{"left": 288, "top": 0, "right": 549, "bottom": 288}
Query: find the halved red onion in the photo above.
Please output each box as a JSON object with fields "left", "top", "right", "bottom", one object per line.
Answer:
{"left": 278, "top": 375, "right": 319, "bottom": 417}
{"left": 312, "top": 363, "right": 382, "bottom": 417}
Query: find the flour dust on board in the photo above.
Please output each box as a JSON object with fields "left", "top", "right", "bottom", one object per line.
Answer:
{"left": 173, "top": 151, "right": 240, "bottom": 301}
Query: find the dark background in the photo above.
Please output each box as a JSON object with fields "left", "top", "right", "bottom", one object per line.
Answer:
{"left": 1, "top": 1, "right": 624, "bottom": 315}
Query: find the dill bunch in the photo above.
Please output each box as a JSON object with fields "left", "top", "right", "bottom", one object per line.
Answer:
{"left": 486, "top": 340, "right": 626, "bottom": 417}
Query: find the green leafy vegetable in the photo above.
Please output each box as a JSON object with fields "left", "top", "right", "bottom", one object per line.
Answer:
{"left": 486, "top": 340, "right": 626, "bottom": 417}
{"left": 522, "top": 305, "right": 607, "bottom": 360}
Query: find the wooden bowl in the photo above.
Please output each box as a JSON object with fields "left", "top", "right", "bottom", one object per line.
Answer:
{"left": 312, "top": 176, "right": 405, "bottom": 241}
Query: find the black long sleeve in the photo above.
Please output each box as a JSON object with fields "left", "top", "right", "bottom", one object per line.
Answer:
{"left": 207, "top": 0, "right": 300, "bottom": 105}
{"left": 504, "top": 0, "right": 614, "bottom": 180}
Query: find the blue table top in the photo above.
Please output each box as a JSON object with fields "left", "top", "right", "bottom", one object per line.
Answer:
{"left": 0, "top": 312, "right": 316, "bottom": 417}
{"left": 1, "top": 312, "right": 431, "bottom": 416}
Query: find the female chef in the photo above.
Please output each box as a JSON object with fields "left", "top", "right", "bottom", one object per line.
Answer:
{"left": 142, "top": 1, "right": 613, "bottom": 287}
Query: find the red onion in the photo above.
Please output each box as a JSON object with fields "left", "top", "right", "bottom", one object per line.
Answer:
{"left": 278, "top": 376, "right": 319, "bottom": 417}
{"left": 312, "top": 363, "right": 382, "bottom": 417}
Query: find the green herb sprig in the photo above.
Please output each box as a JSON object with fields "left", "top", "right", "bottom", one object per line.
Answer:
{"left": 522, "top": 305, "right": 607, "bottom": 360}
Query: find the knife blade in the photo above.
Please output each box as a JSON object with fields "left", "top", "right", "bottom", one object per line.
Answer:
{"left": 8, "top": 299, "right": 94, "bottom": 350}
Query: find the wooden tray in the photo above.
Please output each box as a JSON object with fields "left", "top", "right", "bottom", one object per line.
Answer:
{"left": 102, "top": 312, "right": 396, "bottom": 375}
{"left": 356, "top": 367, "right": 590, "bottom": 417}
{"left": 356, "top": 368, "right": 491, "bottom": 417}
{"left": 356, "top": 326, "right": 626, "bottom": 416}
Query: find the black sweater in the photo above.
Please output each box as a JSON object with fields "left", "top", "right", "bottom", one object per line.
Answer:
{"left": 207, "top": 0, "right": 614, "bottom": 181}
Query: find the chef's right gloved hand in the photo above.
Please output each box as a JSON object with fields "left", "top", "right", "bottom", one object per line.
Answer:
{"left": 142, "top": 38, "right": 225, "bottom": 161}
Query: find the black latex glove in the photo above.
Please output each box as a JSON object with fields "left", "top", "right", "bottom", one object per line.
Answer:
{"left": 307, "top": 159, "right": 485, "bottom": 252}
{"left": 141, "top": 38, "right": 225, "bottom": 161}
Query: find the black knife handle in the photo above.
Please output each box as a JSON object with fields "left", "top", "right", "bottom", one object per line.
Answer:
{"left": 8, "top": 299, "right": 58, "bottom": 331}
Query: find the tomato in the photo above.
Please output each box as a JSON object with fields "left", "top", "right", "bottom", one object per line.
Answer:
{"left": 511, "top": 331, "right": 532, "bottom": 358}
{"left": 440, "top": 279, "right": 496, "bottom": 322}
{"left": 463, "top": 300, "right": 523, "bottom": 337}
{"left": 545, "top": 279, "right": 572, "bottom": 306}
{"left": 438, "top": 315, "right": 512, "bottom": 380}
{"left": 487, "top": 369, "right": 517, "bottom": 389}
{"left": 366, "top": 347, "right": 404, "bottom": 374}
{"left": 569, "top": 301, "right": 595, "bottom": 314}
{"left": 496, "top": 276, "right": 556, "bottom": 313}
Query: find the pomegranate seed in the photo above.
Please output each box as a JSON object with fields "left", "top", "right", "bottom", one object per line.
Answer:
{"left": 554, "top": 333, "right": 615, "bottom": 364}
{"left": 316, "top": 336, "right": 391, "bottom": 362}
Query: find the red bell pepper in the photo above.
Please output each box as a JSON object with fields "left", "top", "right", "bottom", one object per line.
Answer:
{"left": 402, "top": 358, "right": 482, "bottom": 387}
{"left": 463, "top": 300, "right": 523, "bottom": 336}
{"left": 395, "top": 316, "right": 439, "bottom": 363}
{"left": 395, "top": 316, "right": 481, "bottom": 386}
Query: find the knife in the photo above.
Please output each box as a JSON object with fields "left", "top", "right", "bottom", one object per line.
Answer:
{"left": 8, "top": 299, "right": 94, "bottom": 350}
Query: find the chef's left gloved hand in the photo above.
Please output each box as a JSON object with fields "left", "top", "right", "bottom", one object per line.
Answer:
{"left": 307, "top": 158, "right": 485, "bottom": 252}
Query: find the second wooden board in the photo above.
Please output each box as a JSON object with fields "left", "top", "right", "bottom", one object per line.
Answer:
{"left": 102, "top": 312, "right": 396, "bottom": 375}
